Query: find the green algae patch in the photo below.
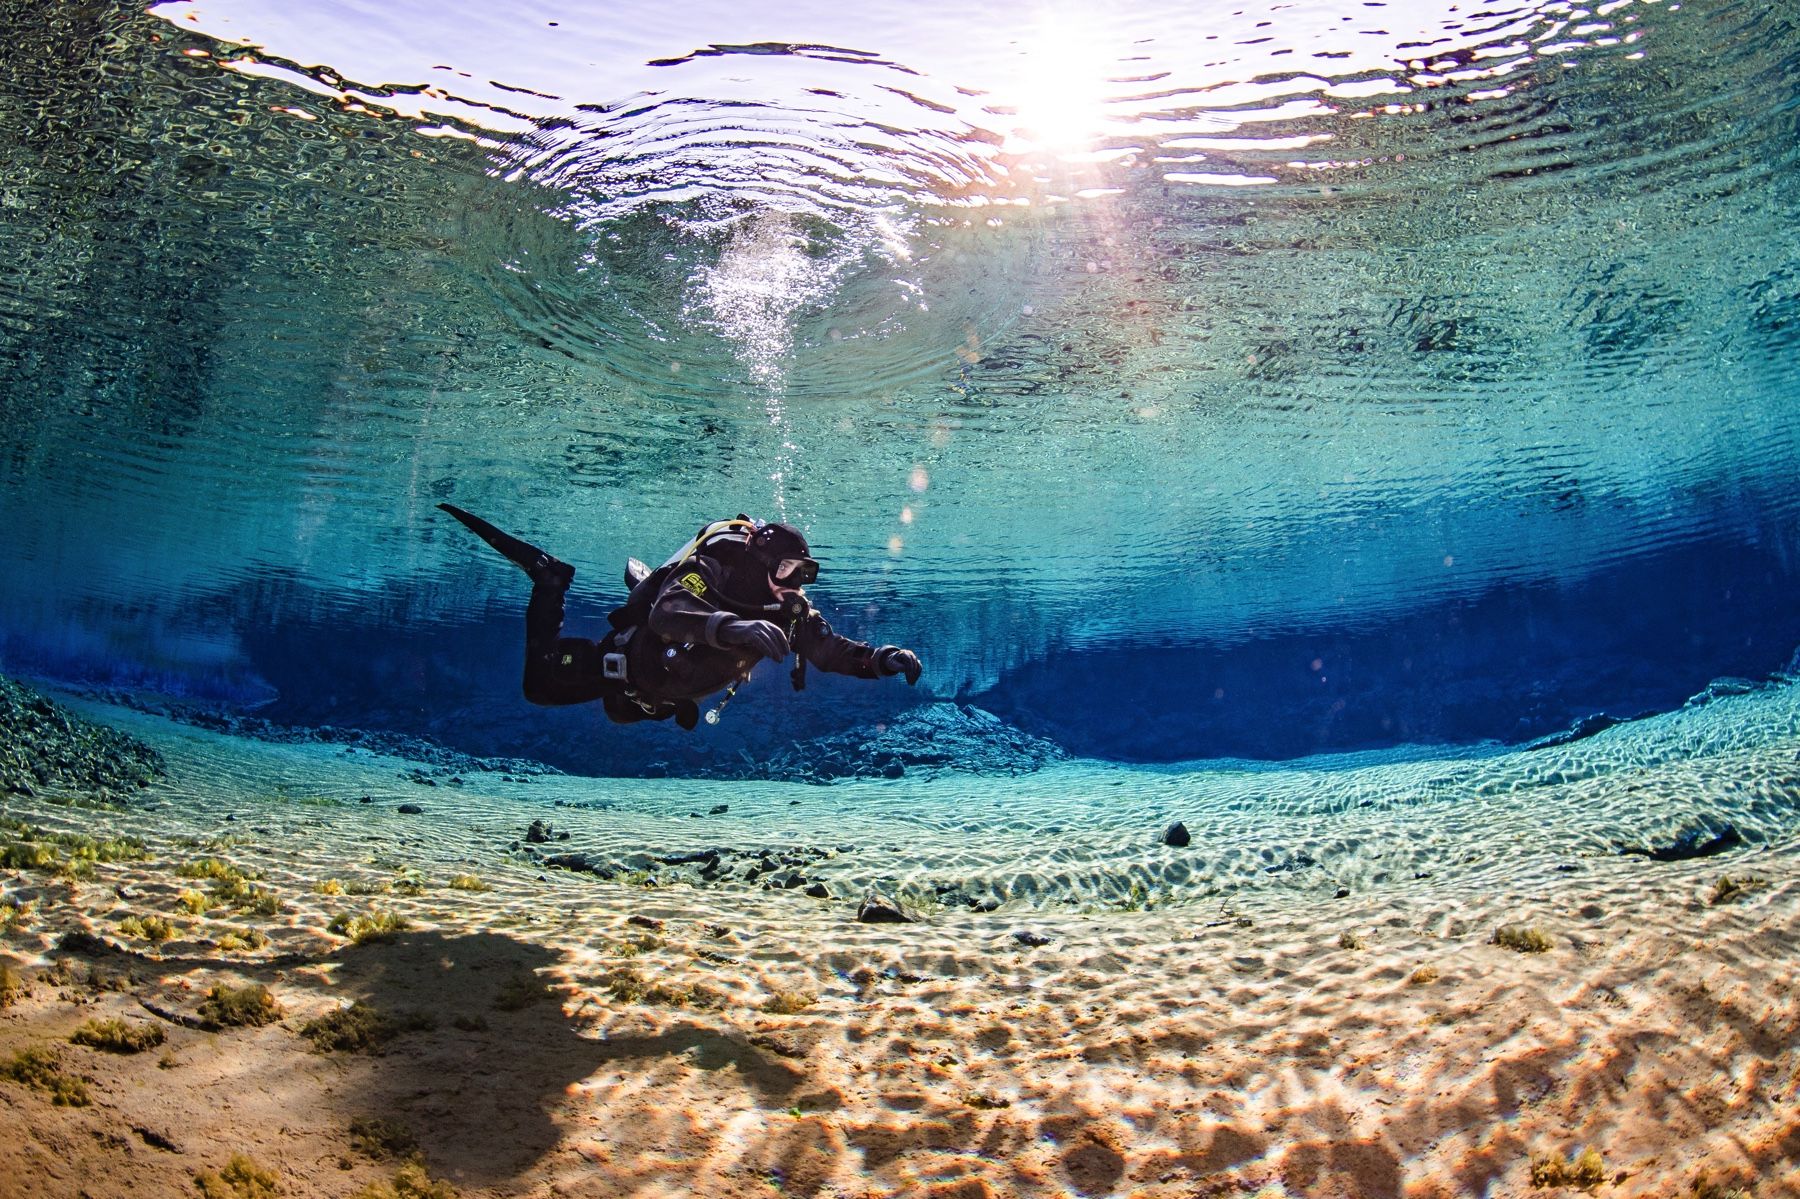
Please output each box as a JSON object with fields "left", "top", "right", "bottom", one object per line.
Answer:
{"left": 197, "top": 982, "right": 283, "bottom": 1028}
{"left": 350, "top": 1161, "right": 458, "bottom": 1199}
{"left": 178, "top": 857, "right": 255, "bottom": 883}
{"left": 71, "top": 1017, "right": 166, "bottom": 1053}
{"left": 194, "top": 1153, "right": 281, "bottom": 1199}
{"left": 1691, "top": 1170, "right": 1755, "bottom": 1199}
{"left": 216, "top": 928, "right": 270, "bottom": 953}
{"left": 301, "top": 1002, "right": 435, "bottom": 1053}
{"left": 2, "top": 830, "right": 148, "bottom": 875}
{"left": 1530, "top": 1147, "right": 1606, "bottom": 1189}
{"left": 601, "top": 967, "right": 722, "bottom": 1009}
{"left": 0, "top": 1045, "right": 91, "bottom": 1106}
{"left": 349, "top": 1116, "right": 418, "bottom": 1160}
{"left": 329, "top": 910, "right": 412, "bottom": 944}
{"left": 493, "top": 970, "right": 552, "bottom": 1011}
{"left": 1709, "top": 875, "right": 1769, "bottom": 905}
{"left": 0, "top": 963, "right": 25, "bottom": 1007}
{"left": 119, "top": 913, "right": 179, "bottom": 942}
{"left": 1493, "top": 924, "right": 1554, "bottom": 953}
{"left": 0, "top": 841, "right": 59, "bottom": 871}
{"left": 179, "top": 888, "right": 223, "bottom": 915}
{"left": 1, "top": 896, "right": 32, "bottom": 935}
{"left": 762, "top": 988, "right": 818, "bottom": 1015}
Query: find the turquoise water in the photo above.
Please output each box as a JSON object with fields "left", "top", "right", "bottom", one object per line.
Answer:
{"left": 0, "top": 0, "right": 1797, "bottom": 772}
{"left": 4, "top": 14, "right": 1800, "bottom": 1190}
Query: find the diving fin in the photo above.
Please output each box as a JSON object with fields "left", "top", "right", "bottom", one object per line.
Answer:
{"left": 438, "top": 503, "right": 574, "bottom": 588}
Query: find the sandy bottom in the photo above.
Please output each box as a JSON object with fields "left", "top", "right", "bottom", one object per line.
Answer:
{"left": 2, "top": 693, "right": 1798, "bottom": 1199}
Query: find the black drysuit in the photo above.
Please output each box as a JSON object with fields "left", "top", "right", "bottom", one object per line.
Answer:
{"left": 522, "top": 547, "right": 887, "bottom": 726}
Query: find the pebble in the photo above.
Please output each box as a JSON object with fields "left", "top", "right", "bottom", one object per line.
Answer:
{"left": 397, "top": 804, "right": 424, "bottom": 815}
{"left": 1163, "top": 821, "right": 1191, "bottom": 848}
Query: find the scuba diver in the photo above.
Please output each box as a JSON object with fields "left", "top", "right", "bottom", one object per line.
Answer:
{"left": 438, "top": 504, "right": 923, "bottom": 730}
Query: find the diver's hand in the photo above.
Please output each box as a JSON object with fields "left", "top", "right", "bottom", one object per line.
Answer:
{"left": 876, "top": 646, "right": 922, "bottom": 685}
{"left": 717, "top": 619, "right": 790, "bottom": 662}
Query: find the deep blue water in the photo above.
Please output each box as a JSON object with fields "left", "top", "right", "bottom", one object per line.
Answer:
{"left": 0, "top": 0, "right": 1796, "bottom": 775}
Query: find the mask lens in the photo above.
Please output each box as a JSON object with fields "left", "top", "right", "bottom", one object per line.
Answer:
{"left": 775, "top": 557, "right": 818, "bottom": 584}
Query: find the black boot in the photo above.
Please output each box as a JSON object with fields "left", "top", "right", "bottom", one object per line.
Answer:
{"left": 439, "top": 503, "right": 574, "bottom": 588}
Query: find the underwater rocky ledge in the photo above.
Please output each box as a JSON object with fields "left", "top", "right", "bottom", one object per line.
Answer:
{"left": 78, "top": 684, "right": 1066, "bottom": 785}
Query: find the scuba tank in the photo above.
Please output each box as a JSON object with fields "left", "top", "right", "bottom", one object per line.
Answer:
{"left": 607, "top": 517, "right": 755, "bottom": 632}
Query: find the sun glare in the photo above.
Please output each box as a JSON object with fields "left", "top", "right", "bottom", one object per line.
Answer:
{"left": 1002, "top": 17, "right": 1114, "bottom": 156}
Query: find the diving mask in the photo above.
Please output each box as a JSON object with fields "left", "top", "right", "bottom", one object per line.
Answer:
{"left": 773, "top": 556, "right": 818, "bottom": 585}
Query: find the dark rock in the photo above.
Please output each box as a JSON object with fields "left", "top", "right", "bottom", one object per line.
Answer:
{"left": 556, "top": 831, "right": 570, "bottom": 841}
{"left": 1685, "top": 677, "right": 1761, "bottom": 707}
{"left": 397, "top": 804, "right": 425, "bottom": 815}
{"left": 691, "top": 704, "right": 1066, "bottom": 784}
{"left": 657, "top": 850, "right": 721, "bottom": 867}
{"left": 708, "top": 803, "right": 729, "bottom": 815}
{"left": 1525, "top": 711, "right": 1638, "bottom": 750}
{"left": 1163, "top": 821, "right": 1191, "bottom": 848}
{"left": 627, "top": 915, "right": 665, "bottom": 931}
{"left": 1334, "top": 887, "right": 1351, "bottom": 899}
{"left": 1619, "top": 823, "right": 1746, "bottom": 862}
{"left": 544, "top": 853, "right": 602, "bottom": 875}
{"left": 133, "top": 1125, "right": 182, "bottom": 1153}
{"left": 1012, "top": 930, "right": 1052, "bottom": 947}
{"left": 525, "top": 819, "right": 552, "bottom": 844}
{"left": 856, "top": 891, "right": 917, "bottom": 924}
{"left": 805, "top": 883, "right": 830, "bottom": 899}
{"left": 1265, "top": 852, "right": 1318, "bottom": 874}
{"left": 358, "top": 796, "right": 373, "bottom": 804}
{"left": 969, "top": 897, "right": 1000, "bottom": 913}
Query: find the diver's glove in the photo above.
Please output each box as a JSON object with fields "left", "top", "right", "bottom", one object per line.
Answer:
{"left": 716, "top": 619, "right": 790, "bottom": 662}
{"left": 875, "top": 646, "right": 922, "bottom": 685}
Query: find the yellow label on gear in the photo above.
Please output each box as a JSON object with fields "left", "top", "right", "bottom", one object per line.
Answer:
{"left": 678, "top": 572, "right": 708, "bottom": 598}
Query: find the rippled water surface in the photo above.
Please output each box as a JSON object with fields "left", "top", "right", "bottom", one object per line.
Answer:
{"left": 0, "top": 0, "right": 1796, "bottom": 761}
